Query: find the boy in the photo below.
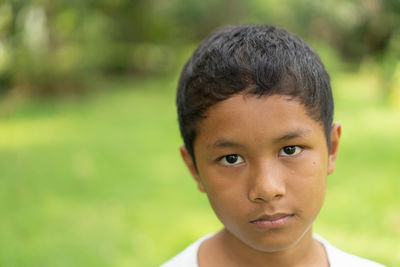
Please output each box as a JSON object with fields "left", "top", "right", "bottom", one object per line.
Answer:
{"left": 162, "top": 25, "right": 385, "bottom": 267}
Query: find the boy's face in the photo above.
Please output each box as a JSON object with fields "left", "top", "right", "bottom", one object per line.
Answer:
{"left": 181, "top": 94, "right": 341, "bottom": 252}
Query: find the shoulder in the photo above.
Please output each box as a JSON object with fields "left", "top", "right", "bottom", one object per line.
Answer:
{"left": 314, "top": 234, "right": 386, "bottom": 267}
{"left": 160, "top": 234, "right": 213, "bottom": 267}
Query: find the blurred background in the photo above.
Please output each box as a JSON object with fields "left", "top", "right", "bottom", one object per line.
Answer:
{"left": 0, "top": 0, "right": 399, "bottom": 266}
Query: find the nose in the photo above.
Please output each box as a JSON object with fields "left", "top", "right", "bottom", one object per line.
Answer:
{"left": 247, "top": 162, "right": 286, "bottom": 203}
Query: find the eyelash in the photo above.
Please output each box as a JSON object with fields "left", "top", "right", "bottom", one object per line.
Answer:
{"left": 217, "top": 145, "right": 304, "bottom": 165}
{"left": 218, "top": 154, "right": 244, "bottom": 166}
{"left": 278, "top": 145, "right": 304, "bottom": 157}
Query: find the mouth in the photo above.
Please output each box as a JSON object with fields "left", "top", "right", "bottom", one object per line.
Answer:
{"left": 250, "top": 213, "right": 294, "bottom": 229}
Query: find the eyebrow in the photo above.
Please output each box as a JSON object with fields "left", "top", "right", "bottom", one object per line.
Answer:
{"left": 272, "top": 128, "right": 312, "bottom": 143}
{"left": 208, "top": 128, "right": 312, "bottom": 149}
{"left": 208, "top": 140, "right": 245, "bottom": 149}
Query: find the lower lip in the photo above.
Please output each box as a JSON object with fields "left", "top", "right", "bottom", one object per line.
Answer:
{"left": 250, "top": 215, "right": 294, "bottom": 229}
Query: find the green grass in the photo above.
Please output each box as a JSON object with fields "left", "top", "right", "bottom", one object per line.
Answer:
{"left": 0, "top": 73, "right": 398, "bottom": 266}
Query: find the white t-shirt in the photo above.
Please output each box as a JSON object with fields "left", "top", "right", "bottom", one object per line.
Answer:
{"left": 160, "top": 234, "right": 385, "bottom": 267}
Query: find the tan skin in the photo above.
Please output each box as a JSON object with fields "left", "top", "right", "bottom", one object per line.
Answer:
{"left": 180, "top": 94, "right": 341, "bottom": 267}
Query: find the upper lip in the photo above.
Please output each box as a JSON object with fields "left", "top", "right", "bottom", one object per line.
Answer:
{"left": 250, "top": 213, "right": 293, "bottom": 222}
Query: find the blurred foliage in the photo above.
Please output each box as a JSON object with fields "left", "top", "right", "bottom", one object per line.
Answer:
{"left": 1, "top": 2, "right": 399, "bottom": 266}
{"left": 0, "top": 74, "right": 399, "bottom": 266}
{"left": 0, "top": 0, "right": 399, "bottom": 98}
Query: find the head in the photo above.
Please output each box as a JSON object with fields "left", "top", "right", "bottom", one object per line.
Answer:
{"left": 176, "top": 25, "right": 341, "bottom": 253}
{"left": 177, "top": 24, "right": 334, "bottom": 163}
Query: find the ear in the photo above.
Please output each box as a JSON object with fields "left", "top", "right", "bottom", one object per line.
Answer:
{"left": 179, "top": 146, "right": 206, "bottom": 193}
{"left": 327, "top": 122, "right": 342, "bottom": 175}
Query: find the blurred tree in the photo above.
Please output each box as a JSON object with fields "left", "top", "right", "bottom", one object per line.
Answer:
{"left": 0, "top": 0, "right": 398, "bottom": 97}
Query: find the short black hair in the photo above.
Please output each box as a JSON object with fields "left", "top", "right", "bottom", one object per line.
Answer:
{"left": 177, "top": 24, "right": 334, "bottom": 160}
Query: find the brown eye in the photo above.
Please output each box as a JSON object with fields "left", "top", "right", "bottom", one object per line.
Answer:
{"left": 279, "top": 146, "right": 302, "bottom": 157}
{"left": 226, "top": 155, "right": 238, "bottom": 163}
{"left": 220, "top": 154, "right": 244, "bottom": 165}
{"left": 283, "top": 146, "right": 296, "bottom": 155}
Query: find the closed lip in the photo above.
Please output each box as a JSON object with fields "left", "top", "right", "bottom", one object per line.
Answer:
{"left": 251, "top": 213, "right": 293, "bottom": 222}
{"left": 250, "top": 213, "right": 294, "bottom": 228}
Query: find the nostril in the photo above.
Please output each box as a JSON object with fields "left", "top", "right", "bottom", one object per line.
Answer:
{"left": 250, "top": 191, "right": 284, "bottom": 203}
{"left": 247, "top": 170, "right": 286, "bottom": 202}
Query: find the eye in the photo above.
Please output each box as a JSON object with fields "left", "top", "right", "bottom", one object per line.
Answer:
{"left": 279, "top": 146, "right": 302, "bottom": 157}
{"left": 219, "top": 154, "right": 244, "bottom": 166}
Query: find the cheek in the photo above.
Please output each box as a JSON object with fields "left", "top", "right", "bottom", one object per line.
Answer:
{"left": 199, "top": 165, "right": 246, "bottom": 195}
{"left": 199, "top": 170, "right": 247, "bottom": 221}
{"left": 205, "top": 189, "right": 244, "bottom": 229}
{"left": 288, "top": 154, "right": 327, "bottom": 211}
{"left": 206, "top": 180, "right": 245, "bottom": 209}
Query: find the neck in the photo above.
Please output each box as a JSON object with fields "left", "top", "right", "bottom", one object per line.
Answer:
{"left": 201, "top": 227, "right": 328, "bottom": 267}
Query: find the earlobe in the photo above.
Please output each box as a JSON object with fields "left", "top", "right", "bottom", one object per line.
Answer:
{"left": 179, "top": 146, "right": 206, "bottom": 192}
{"left": 328, "top": 122, "right": 342, "bottom": 174}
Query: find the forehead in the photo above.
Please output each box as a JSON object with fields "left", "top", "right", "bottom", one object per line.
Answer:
{"left": 195, "top": 94, "right": 325, "bottom": 147}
